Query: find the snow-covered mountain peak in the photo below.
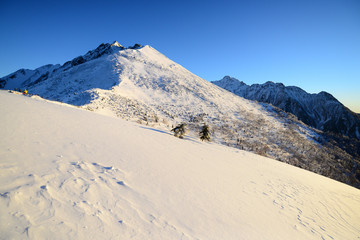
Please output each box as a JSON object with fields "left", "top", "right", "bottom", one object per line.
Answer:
{"left": 212, "top": 75, "right": 360, "bottom": 141}
{"left": 318, "top": 91, "right": 337, "bottom": 101}
{"left": 2, "top": 44, "right": 360, "bottom": 189}
{"left": 221, "top": 75, "right": 245, "bottom": 84}
{"left": 262, "top": 81, "right": 285, "bottom": 88}
{"left": 111, "top": 40, "right": 124, "bottom": 48}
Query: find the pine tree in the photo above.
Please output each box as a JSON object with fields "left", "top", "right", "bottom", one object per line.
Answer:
{"left": 200, "top": 124, "right": 211, "bottom": 141}
{"left": 171, "top": 123, "right": 187, "bottom": 139}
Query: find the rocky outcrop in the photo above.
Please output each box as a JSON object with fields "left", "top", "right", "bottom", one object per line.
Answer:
{"left": 212, "top": 76, "right": 360, "bottom": 140}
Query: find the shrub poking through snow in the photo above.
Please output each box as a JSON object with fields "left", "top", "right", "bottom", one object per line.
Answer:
{"left": 171, "top": 123, "right": 187, "bottom": 139}
{"left": 200, "top": 124, "right": 211, "bottom": 141}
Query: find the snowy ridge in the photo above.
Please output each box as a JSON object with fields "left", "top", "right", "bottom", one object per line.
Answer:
{"left": 1, "top": 42, "right": 359, "bottom": 188}
{"left": 0, "top": 64, "right": 60, "bottom": 89}
{"left": 0, "top": 41, "right": 129, "bottom": 90}
{"left": 212, "top": 76, "right": 360, "bottom": 140}
{"left": 1, "top": 91, "right": 360, "bottom": 240}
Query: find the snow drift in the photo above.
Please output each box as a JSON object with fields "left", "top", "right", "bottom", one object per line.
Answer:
{"left": 1, "top": 91, "right": 360, "bottom": 240}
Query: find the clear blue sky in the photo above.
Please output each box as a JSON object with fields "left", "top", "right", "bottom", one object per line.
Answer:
{"left": 1, "top": 0, "right": 359, "bottom": 112}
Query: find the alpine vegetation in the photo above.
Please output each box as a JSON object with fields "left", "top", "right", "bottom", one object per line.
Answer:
{"left": 212, "top": 76, "right": 360, "bottom": 140}
{"left": 212, "top": 76, "right": 360, "bottom": 153}
{"left": 171, "top": 123, "right": 187, "bottom": 139}
{"left": 1, "top": 41, "right": 359, "bottom": 188}
{"left": 199, "top": 124, "right": 211, "bottom": 141}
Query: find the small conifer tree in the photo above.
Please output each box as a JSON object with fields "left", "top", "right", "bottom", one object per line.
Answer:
{"left": 171, "top": 123, "right": 187, "bottom": 139}
{"left": 200, "top": 124, "right": 211, "bottom": 141}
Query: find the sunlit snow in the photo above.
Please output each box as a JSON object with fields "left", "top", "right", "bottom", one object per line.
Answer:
{"left": 1, "top": 91, "right": 359, "bottom": 240}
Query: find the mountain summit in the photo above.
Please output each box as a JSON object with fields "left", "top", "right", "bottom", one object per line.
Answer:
{"left": 111, "top": 40, "right": 123, "bottom": 48}
{"left": 1, "top": 42, "right": 359, "bottom": 188}
{"left": 212, "top": 76, "right": 360, "bottom": 140}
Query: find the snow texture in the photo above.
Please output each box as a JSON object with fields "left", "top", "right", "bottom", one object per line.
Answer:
{"left": 1, "top": 91, "right": 360, "bottom": 240}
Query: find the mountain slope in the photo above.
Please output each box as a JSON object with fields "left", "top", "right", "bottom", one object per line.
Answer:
{"left": 0, "top": 64, "right": 60, "bottom": 89}
{"left": 1, "top": 42, "right": 359, "bottom": 188}
{"left": 1, "top": 91, "right": 360, "bottom": 240}
{"left": 212, "top": 76, "right": 360, "bottom": 140}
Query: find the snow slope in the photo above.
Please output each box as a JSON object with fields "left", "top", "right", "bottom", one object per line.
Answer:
{"left": 1, "top": 91, "right": 360, "bottom": 240}
{"left": 0, "top": 64, "right": 60, "bottom": 90}
{"left": 1, "top": 42, "right": 359, "bottom": 188}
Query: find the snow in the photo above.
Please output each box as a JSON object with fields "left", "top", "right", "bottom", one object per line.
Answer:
{"left": 212, "top": 75, "right": 360, "bottom": 141}
{"left": 0, "top": 43, "right": 317, "bottom": 162}
{"left": 2, "top": 42, "right": 359, "bottom": 189}
{"left": 2, "top": 69, "right": 33, "bottom": 90}
{"left": 1, "top": 90, "right": 360, "bottom": 240}
{"left": 3, "top": 64, "right": 60, "bottom": 90}
{"left": 111, "top": 41, "right": 123, "bottom": 48}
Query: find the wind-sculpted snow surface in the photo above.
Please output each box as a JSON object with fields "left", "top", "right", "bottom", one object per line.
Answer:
{"left": 1, "top": 91, "right": 360, "bottom": 240}
{"left": 1, "top": 42, "right": 359, "bottom": 188}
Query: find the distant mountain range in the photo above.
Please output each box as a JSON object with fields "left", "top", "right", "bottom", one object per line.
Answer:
{"left": 212, "top": 76, "right": 360, "bottom": 140}
{"left": 1, "top": 42, "right": 359, "bottom": 188}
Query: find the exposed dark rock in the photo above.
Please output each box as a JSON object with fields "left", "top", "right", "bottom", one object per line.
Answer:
{"left": 0, "top": 79, "right": 5, "bottom": 88}
{"left": 27, "top": 72, "right": 49, "bottom": 87}
{"left": 129, "top": 43, "right": 143, "bottom": 49}
{"left": 212, "top": 76, "right": 360, "bottom": 140}
{"left": 71, "top": 56, "right": 85, "bottom": 66}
